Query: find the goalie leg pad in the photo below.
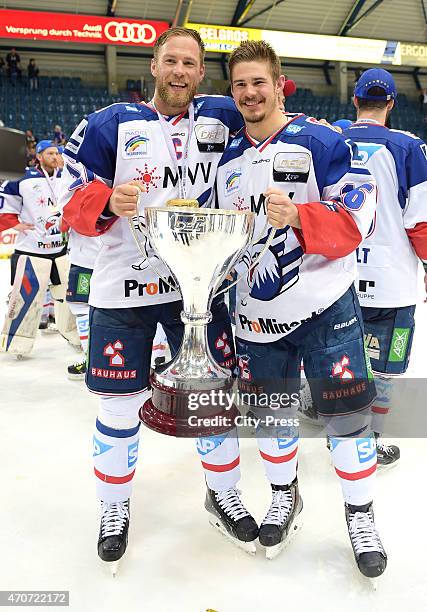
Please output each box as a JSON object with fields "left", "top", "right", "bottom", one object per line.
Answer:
{"left": 1, "top": 255, "right": 51, "bottom": 355}
{"left": 47, "top": 255, "right": 80, "bottom": 346}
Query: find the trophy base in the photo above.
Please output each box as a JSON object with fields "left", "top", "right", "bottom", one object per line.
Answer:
{"left": 140, "top": 374, "right": 239, "bottom": 438}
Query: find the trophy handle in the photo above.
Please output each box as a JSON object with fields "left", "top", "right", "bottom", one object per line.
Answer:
{"left": 214, "top": 196, "right": 277, "bottom": 297}
{"left": 128, "top": 193, "right": 179, "bottom": 293}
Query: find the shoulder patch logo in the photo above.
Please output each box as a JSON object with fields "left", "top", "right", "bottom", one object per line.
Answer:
{"left": 122, "top": 130, "right": 150, "bottom": 159}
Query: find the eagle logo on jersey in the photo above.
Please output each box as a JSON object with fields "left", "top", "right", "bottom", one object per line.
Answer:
{"left": 241, "top": 228, "right": 303, "bottom": 302}
{"left": 39, "top": 212, "right": 61, "bottom": 236}
{"left": 130, "top": 214, "right": 161, "bottom": 272}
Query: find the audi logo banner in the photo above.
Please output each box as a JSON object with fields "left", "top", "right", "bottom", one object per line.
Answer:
{"left": 0, "top": 9, "right": 169, "bottom": 47}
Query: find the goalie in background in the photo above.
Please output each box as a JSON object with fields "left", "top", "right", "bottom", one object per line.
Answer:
{"left": 0, "top": 140, "right": 79, "bottom": 358}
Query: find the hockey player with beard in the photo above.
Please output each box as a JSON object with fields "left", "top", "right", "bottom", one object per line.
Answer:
{"left": 58, "top": 28, "right": 245, "bottom": 572}
{"left": 0, "top": 140, "right": 77, "bottom": 356}
{"left": 211, "top": 41, "right": 387, "bottom": 579}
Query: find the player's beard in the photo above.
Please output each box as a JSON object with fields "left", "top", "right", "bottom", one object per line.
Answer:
{"left": 240, "top": 96, "right": 274, "bottom": 124}
{"left": 156, "top": 78, "right": 198, "bottom": 110}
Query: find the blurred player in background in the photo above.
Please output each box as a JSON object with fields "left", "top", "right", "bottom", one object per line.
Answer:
{"left": 0, "top": 140, "right": 78, "bottom": 356}
{"left": 300, "top": 69, "right": 427, "bottom": 468}
{"left": 65, "top": 227, "right": 101, "bottom": 379}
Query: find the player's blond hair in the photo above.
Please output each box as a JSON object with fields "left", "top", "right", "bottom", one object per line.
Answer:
{"left": 228, "top": 41, "right": 281, "bottom": 83}
{"left": 153, "top": 27, "right": 205, "bottom": 65}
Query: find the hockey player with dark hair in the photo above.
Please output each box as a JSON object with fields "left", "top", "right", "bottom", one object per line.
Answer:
{"left": 211, "top": 40, "right": 387, "bottom": 579}
{"left": 300, "top": 69, "right": 427, "bottom": 467}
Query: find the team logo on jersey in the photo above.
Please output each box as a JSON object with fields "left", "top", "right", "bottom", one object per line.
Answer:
{"left": 241, "top": 228, "right": 303, "bottom": 302}
{"left": 195, "top": 124, "right": 225, "bottom": 152}
{"left": 331, "top": 355, "right": 355, "bottom": 382}
{"left": 225, "top": 168, "right": 242, "bottom": 196}
{"left": 133, "top": 164, "right": 161, "bottom": 192}
{"left": 123, "top": 130, "right": 150, "bottom": 158}
{"left": 42, "top": 212, "right": 61, "bottom": 235}
{"left": 273, "top": 152, "right": 310, "bottom": 182}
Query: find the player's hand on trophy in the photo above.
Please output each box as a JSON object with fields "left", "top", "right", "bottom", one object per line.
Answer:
{"left": 264, "top": 187, "right": 301, "bottom": 229}
{"left": 13, "top": 222, "right": 35, "bottom": 234}
{"left": 108, "top": 181, "right": 147, "bottom": 217}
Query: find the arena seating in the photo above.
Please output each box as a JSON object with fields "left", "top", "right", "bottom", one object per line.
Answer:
{"left": 285, "top": 87, "right": 426, "bottom": 138}
{"left": 0, "top": 75, "right": 425, "bottom": 141}
{"left": 0, "top": 76, "right": 121, "bottom": 140}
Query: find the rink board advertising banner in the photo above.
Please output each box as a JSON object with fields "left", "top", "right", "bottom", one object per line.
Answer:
{"left": 187, "top": 22, "right": 427, "bottom": 67}
{"left": 0, "top": 9, "right": 169, "bottom": 47}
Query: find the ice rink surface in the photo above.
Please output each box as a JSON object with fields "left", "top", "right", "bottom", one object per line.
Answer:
{"left": 0, "top": 257, "right": 426, "bottom": 612}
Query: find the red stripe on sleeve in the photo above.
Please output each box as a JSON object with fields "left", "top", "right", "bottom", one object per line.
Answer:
{"left": 294, "top": 202, "right": 362, "bottom": 259}
{"left": 63, "top": 180, "right": 115, "bottom": 237}
{"left": 0, "top": 213, "right": 19, "bottom": 231}
{"left": 406, "top": 222, "right": 427, "bottom": 260}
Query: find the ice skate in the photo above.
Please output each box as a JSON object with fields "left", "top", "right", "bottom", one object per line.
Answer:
{"left": 67, "top": 359, "right": 87, "bottom": 380}
{"left": 345, "top": 501, "right": 387, "bottom": 583}
{"left": 205, "top": 487, "right": 258, "bottom": 555}
{"left": 375, "top": 434, "right": 400, "bottom": 469}
{"left": 98, "top": 499, "right": 130, "bottom": 576}
{"left": 259, "top": 478, "right": 303, "bottom": 559}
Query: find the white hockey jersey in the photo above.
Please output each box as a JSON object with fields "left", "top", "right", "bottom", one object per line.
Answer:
{"left": 0, "top": 167, "right": 66, "bottom": 254}
{"left": 67, "top": 228, "right": 102, "bottom": 270}
{"left": 58, "top": 97, "right": 243, "bottom": 308}
{"left": 343, "top": 120, "right": 427, "bottom": 307}
{"left": 217, "top": 114, "right": 377, "bottom": 343}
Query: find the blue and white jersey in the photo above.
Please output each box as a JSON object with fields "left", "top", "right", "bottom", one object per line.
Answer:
{"left": 0, "top": 167, "right": 65, "bottom": 254}
{"left": 217, "top": 114, "right": 377, "bottom": 343}
{"left": 58, "top": 96, "right": 242, "bottom": 308}
{"left": 344, "top": 120, "right": 427, "bottom": 307}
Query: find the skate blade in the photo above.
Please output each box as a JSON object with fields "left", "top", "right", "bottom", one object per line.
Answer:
{"left": 208, "top": 517, "right": 256, "bottom": 555}
{"left": 377, "top": 461, "right": 399, "bottom": 472}
{"left": 99, "top": 558, "right": 121, "bottom": 577}
{"left": 67, "top": 374, "right": 85, "bottom": 381}
{"left": 265, "top": 512, "right": 304, "bottom": 560}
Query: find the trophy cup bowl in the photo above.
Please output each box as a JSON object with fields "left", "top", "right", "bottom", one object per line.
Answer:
{"left": 140, "top": 202, "right": 255, "bottom": 437}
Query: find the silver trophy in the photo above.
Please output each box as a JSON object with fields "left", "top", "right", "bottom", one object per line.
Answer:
{"left": 130, "top": 199, "right": 254, "bottom": 436}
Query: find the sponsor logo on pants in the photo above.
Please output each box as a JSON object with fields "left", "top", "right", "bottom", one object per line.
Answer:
{"left": 388, "top": 327, "right": 410, "bottom": 362}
